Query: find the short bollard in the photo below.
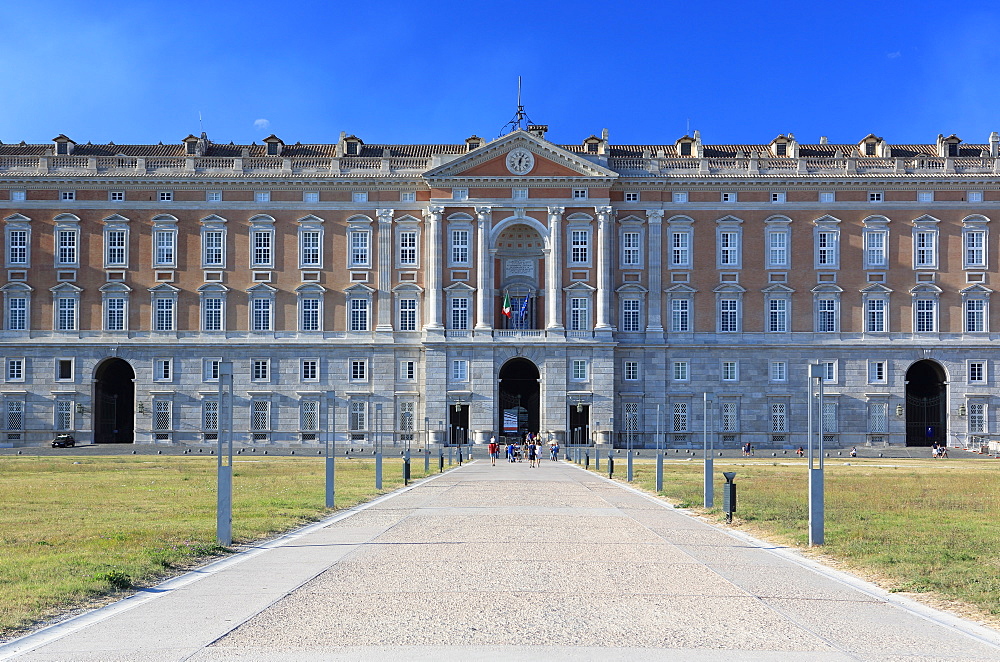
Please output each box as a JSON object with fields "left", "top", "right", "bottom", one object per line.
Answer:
{"left": 656, "top": 450, "right": 664, "bottom": 492}
{"left": 457, "top": 446, "right": 463, "bottom": 466}
{"left": 595, "top": 451, "right": 600, "bottom": 471}
{"left": 438, "top": 450, "right": 444, "bottom": 473}
{"left": 585, "top": 450, "right": 590, "bottom": 469}
{"left": 722, "top": 471, "right": 737, "bottom": 522}
{"left": 608, "top": 452, "right": 614, "bottom": 478}
{"left": 424, "top": 448, "right": 430, "bottom": 473}
{"left": 627, "top": 450, "right": 634, "bottom": 482}
{"left": 403, "top": 451, "right": 411, "bottom": 486}
{"left": 375, "top": 451, "right": 383, "bottom": 490}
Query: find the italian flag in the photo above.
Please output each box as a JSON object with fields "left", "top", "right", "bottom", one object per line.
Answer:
{"left": 501, "top": 293, "right": 512, "bottom": 318}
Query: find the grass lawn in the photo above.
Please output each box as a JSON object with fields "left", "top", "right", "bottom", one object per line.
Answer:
{"left": 588, "top": 455, "right": 1000, "bottom": 618}
{"left": 0, "top": 454, "right": 436, "bottom": 638}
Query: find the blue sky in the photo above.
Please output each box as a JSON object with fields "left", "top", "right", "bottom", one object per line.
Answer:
{"left": 2, "top": 0, "right": 999, "bottom": 147}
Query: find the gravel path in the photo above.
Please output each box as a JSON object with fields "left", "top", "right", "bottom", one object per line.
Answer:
{"left": 4, "top": 460, "right": 999, "bottom": 661}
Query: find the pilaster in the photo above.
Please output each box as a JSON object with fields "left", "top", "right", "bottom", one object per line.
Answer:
{"left": 375, "top": 208, "right": 394, "bottom": 333}
{"left": 546, "top": 206, "right": 565, "bottom": 331}
{"left": 595, "top": 206, "right": 614, "bottom": 335}
{"left": 423, "top": 205, "right": 444, "bottom": 331}
{"left": 645, "top": 209, "right": 665, "bottom": 342}
{"left": 474, "top": 206, "right": 493, "bottom": 331}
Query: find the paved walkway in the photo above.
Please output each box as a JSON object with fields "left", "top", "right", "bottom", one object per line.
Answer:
{"left": 3, "top": 460, "right": 1000, "bottom": 661}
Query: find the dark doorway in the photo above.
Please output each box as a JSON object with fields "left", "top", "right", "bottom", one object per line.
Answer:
{"left": 498, "top": 358, "right": 540, "bottom": 439}
{"left": 93, "top": 358, "right": 135, "bottom": 443}
{"left": 905, "top": 360, "right": 946, "bottom": 447}
{"left": 568, "top": 403, "right": 590, "bottom": 444}
{"left": 449, "top": 404, "right": 470, "bottom": 444}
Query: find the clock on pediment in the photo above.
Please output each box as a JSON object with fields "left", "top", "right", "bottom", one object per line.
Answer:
{"left": 506, "top": 147, "right": 535, "bottom": 175}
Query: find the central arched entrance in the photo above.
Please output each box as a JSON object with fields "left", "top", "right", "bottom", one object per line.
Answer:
{"left": 498, "top": 358, "right": 539, "bottom": 439}
{"left": 93, "top": 358, "right": 136, "bottom": 444}
{"left": 905, "top": 360, "right": 946, "bottom": 447}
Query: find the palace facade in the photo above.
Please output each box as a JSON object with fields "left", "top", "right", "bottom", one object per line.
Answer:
{"left": 1, "top": 126, "right": 998, "bottom": 448}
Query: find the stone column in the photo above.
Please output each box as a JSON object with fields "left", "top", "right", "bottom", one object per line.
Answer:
{"left": 474, "top": 206, "right": 493, "bottom": 331}
{"left": 375, "top": 208, "right": 394, "bottom": 333}
{"left": 595, "top": 206, "right": 614, "bottom": 332}
{"left": 546, "top": 206, "right": 565, "bottom": 330}
{"left": 423, "top": 205, "right": 444, "bottom": 329}
{"left": 645, "top": 209, "right": 664, "bottom": 340}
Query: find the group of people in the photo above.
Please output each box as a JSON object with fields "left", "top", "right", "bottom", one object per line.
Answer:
{"left": 487, "top": 433, "right": 560, "bottom": 467}
{"left": 931, "top": 442, "right": 949, "bottom": 458}
{"left": 741, "top": 443, "right": 755, "bottom": 457}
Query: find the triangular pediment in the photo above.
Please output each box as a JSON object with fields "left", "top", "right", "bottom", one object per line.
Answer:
{"left": 860, "top": 283, "right": 893, "bottom": 294}
{"left": 423, "top": 130, "right": 618, "bottom": 180}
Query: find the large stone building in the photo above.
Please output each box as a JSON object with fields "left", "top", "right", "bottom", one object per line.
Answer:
{"left": 1, "top": 126, "right": 997, "bottom": 449}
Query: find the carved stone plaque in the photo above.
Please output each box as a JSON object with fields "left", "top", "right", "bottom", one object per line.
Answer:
{"left": 505, "top": 258, "right": 535, "bottom": 279}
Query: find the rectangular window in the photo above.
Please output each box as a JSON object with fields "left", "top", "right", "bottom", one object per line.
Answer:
{"left": 670, "top": 231, "right": 690, "bottom": 267}
{"left": 865, "top": 231, "right": 887, "bottom": 268}
{"left": 252, "top": 230, "right": 273, "bottom": 267}
{"left": 768, "top": 298, "right": 788, "bottom": 332}
{"left": 152, "top": 400, "right": 171, "bottom": 433}
{"left": 721, "top": 361, "right": 738, "bottom": 382}
{"left": 573, "top": 189, "right": 588, "bottom": 199}
{"left": 721, "top": 402, "right": 738, "bottom": 432}
{"left": 300, "top": 298, "right": 320, "bottom": 331}
{"left": 250, "top": 400, "right": 270, "bottom": 432}
{"left": 721, "top": 192, "right": 737, "bottom": 203}
{"left": 158, "top": 191, "right": 173, "bottom": 202}
{"left": 819, "top": 191, "right": 835, "bottom": 203}
{"left": 512, "top": 187, "right": 528, "bottom": 200}
{"left": 398, "top": 298, "right": 417, "bottom": 331}
{"left": 969, "top": 403, "right": 986, "bottom": 434}
{"left": 6, "top": 358, "right": 24, "bottom": 381}
{"left": 154, "top": 230, "right": 175, "bottom": 266}
{"left": 202, "top": 297, "right": 222, "bottom": 331}
{"left": 869, "top": 361, "right": 886, "bottom": 384}
{"left": 350, "top": 299, "right": 369, "bottom": 331}
{"left": 206, "top": 191, "right": 222, "bottom": 202}
{"left": 300, "top": 400, "right": 319, "bottom": 431}
{"left": 770, "top": 192, "right": 786, "bottom": 203}
{"left": 451, "top": 230, "right": 470, "bottom": 264}
{"left": 301, "top": 359, "right": 318, "bottom": 381}
{"left": 251, "top": 298, "right": 271, "bottom": 331}
{"left": 768, "top": 231, "right": 787, "bottom": 267}
{"left": 55, "top": 400, "right": 72, "bottom": 431}
{"left": 10, "top": 190, "right": 26, "bottom": 201}
{"left": 57, "top": 230, "right": 77, "bottom": 264}
{"left": 349, "top": 401, "right": 367, "bottom": 432}
{"left": 60, "top": 191, "right": 76, "bottom": 201}
{"left": 7, "top": 297, "right": 26, "bottom": 331}
{"left": 915, "top": 231, "right": 936, "bottom": 267}
{"left": 569, "top": 298, "right": 589, "bottom": 331}
{"left": 969, "top": 361, "right": 986, "bottom": 383}
{"left": 352, "top": 191, "right": 367, "bottom": 203}
{"left": 351, "top": 359, "right": 367, "bottom": 381}
{"left": 300, "top": 230, "right": 321, "bottom": 266}
{"left": 624, "top": 360, "right": 639, "bottom": 381}
{"left": 770, "top": 361, "right": 787, "bottom": 382}
{"left": 917, "top": 190, "right": 934, "bottom": 203}
{"left": 451, "top": 298, "right": 469, "bottom": 330}
{"left": 572, "top": 359, "right": 588, "bottom": 380}
{"left": 398, "top": 230, "right": 417, "bottom": 265}
{"left": 298, "top": 191, "right": 318, "bottom": 203}
{"left": 105, "top": 297, "right": 126, "bottom": 331}
{"left": 8, "top": 230, "right": 28, "bottom": 265}
{"left": 869, "top": 191, "right": 883, "bottom": 203}
{"left": 822, "top": 361, "right": 836, "bottom": 383}
{"left": 622, "top": 232, "right": 641, "bottom": 266}
{"left": 771, "top": 402, "right": 787, "bottom": 432}
{"left": 816, "top": 231, "right": 838, "bottom": 267}
{"left": 105, "top": 229, "right": 126, "bottom": 267}
{"left": 966, "top": 299, "right": 986, "bottom": 333}
{"left": 624, "top": 192, "right": 639, "bottom": 202}
{"left": 719, "top": 231, "right": 739, "bottom": 266}
{"left": 204, "top": 359, "right": 220, "bottom": 381}
{"left": 347, "top": 230, "right": 368, "bottom": 267}
{"left": 251, "top": 191, "right": 269, "bottom": 203}
{"left": 252, "top": 359, "right": 269, "bottom": 381}
{"left": 867, "top": 402, "right": 888, "bottom": 434}
{"left": 400, "top": 191, "right": 416, "bottom": 203}
{"left": 866, "top": 299, "right": 886, "bottom": 332}
{"left": 672, "top": 192, "right": 688, "bottom": 203}
{"left": 154, "top": 358, "right": 172, "bottom": 381}
{"left": 968, "top": 191, "right": 984, "bottom": 203}
{"left": 203, "top": 230, "right": 224, "bottom": 266}
{"left": 451, "top": 359, "right": 468, "bottom": 381}
{"left": 670, "top": 299, "right": 690, "bottom": 332}
{"left": 57, "top": 298, "right": 77, "bottom": 331}
{"left": 673, "top": 361, "right": 689, "bottom": 381}
{"left": 672, "top": 403, "right": 689, "bottom": 432}
{"left": 452, "top": 188, "right": 468, "bottom": 201}
{"left": 200, "top": 400, "right": 219, "bottom": 433}
{"left": 915, "top": 299, "right": 936, "bottom": 333}
{"left": 965, "top": 230, "right": 986, "bottom": 268}
{"left": 817, "top": 298, "right": 837, "bottom": 332}
{"left": 57, "top": 359, "right": 73, "bottom": 380}
{"left": 400, "top": 360, "right": 415, "bottom": 380}
{"left": 571, "top": 230, "right": 590, "bottom": 263}
{"left": 621, "top": 299, "right": 641, "bottom": 332}
{"left": 719, "top": 299, "right": 739, "bottom": 332}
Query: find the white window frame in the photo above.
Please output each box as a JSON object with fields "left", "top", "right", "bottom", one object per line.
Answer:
{"left": 767, "top": 296, "right": 789, "bottom": 333}
{"left": 399, "top": 360, "right": 416, "bottom": 381}
{"left": 968, "top": 360, "right": 987, "bottom": 384}
{"left": 815, "top": 229, "right": 840, "bottom": 269}
{"left": 770, "top": 192, "right": 786, "bottom": 204}
{"left": 450, "top": 228, "right": 471, "bottom": 266}
{"left": 672, "top": 360, "right": 689, "bottom": 382}
{"left": 400, "top": 191, "right": 416, "bottom": 203}
{"left": 451, "top": 188, "right": 468, "bottom": 201}
{"left": 917, "top": 190, "right": 934, "bottom": 203}
{"left": 298, "top": 295, "right": 322, "bottom": 332}
{"left": 206, "top": 191, "right": 222, "bottom": 202}
{"left": 349, "top": 296, "right": 370, "bottom": 332}
{"left": 621, "top": 230, "right": 642, "bottom": 267}
{"left": 55, "top": 294, "right": 79, "bottom": 331}
{"left": 866, "top": 297, "right": 888, "bottom": 333}
{"left": 301, "top": 358, "right": 319, "bottom": 382}
{"left": 55, "top": 222, "right": 79, "bottom": 267}
{"left": 153, "top": 295, "right": 175, "bottom": 332}
{"left": 350, "top": 359, "right": 368, "bottom": 381}
{"left": 200, "top": 218, "right": 227, "bottom": 269}
{"left": 201, "top": 295, "right": 224, "bottom": 332}
{"left": 721, "top": 361, "right": 738, "bottom": 382}
{"left": 912, "top": 219, "right": 939, "bottom": 269}
{"left": 863, "top": 225, "right": 889, "bottom": 269}
{"left": 10, "top": 190, "right": 26, "bottom": 201}
{"left": 153, "top": 358, "right": 172, "bottom": 382}
{"left": 451, "top": 359, "right": 469, "bottom": 382}
{"left": 450, "top": 297, "right": 470, "bottom": 330}
{"left": 624, "top": 360, "right": 639, "bottom": 381}
{"left": 251, "top": 226, "right": 274, "bottom": 269}
{"left": 670, "top": 297, "right": 691, "bottom": 333}
{"left": 158, "top": 191, "right": 174, "bottom": 202}
{"left": 569, "top": 228, "right": 591, "bottom": 265}
{"left": 352, "top": 191, "right": 368, "bottom": 203}
{"left": 250, "top": 294, "right": 274, "bottom": 332}
{"left": 397, "top": 297, "right": 418, "bottom": 332}
{"left": 868, "top": 191, "right": 884, "bottom": 203}
{"left": 571, "top": 359, "right": 588, "bottom": 381}
{"left": 103, "top": 225, "right": 128, "bottom": 268}
{"left": 349, "top": 228, "right": 371, "bottom": 268}
{"left": 965, "top": 297, "right": 988, "bottom": 333}
{"left": 669, "top": 226, "right": 692, "bottom": 269}
{"left": 298, "top": 226, "right": 323, "bottom": 269}
{"left": 718, "top": 297, "right": 740, "bottom": 333}
{"left": 60, "top": 190, "right": 76, "bottom": 201}
{"left": 397, "top": 228, "right": 419, "bottom": 267}
{"left": 302, "top": 191, "right": 319, "bottom": 203}
{"left": 624, "top": 191, "right": 639, "bottom": 202}
{"left": 512, "top": 187, "right": 528, "bottom": 200}
{"left": 568, "top": 297, "right": 590, "bottom": 331}
{"left": 5, "top": 221, "right": 30, "bottom": 268}
{"left": 6, "top": 357, "right": 24, "bottom": 382}
{"left": 868, "top": 360, "right": 887, "bottom": 384}
{"left": 716, "top": 218, "right": 743, "bottom": 269}
{"left": 767, "top": 226, "right": 789, "bottom": 268}
{"left": 153, "top": 226, "right": 177, "bottom": 268}
{"left": 819, "top": 191, "right": 835, "bottom": 203}
{"left": 914, "top": 297, "right": 938, "bottom": 333}
{"left": 672, "top": 191, "right": 688, "bottom": 203}
{"left": 203, "top": 358, "right": 221, "bottom": 382}
{"left": 620, "top": 298, "right": 642, "bottom": 332}
{"left": 251, "top": 358, "right": 270, "bottom": 382}
{"left": 103, "top": 294, "right": 128, "bottom": 331}
{"left": 770, "top": 361, "right": 787, "bottom": 383}
{"left": 573, "top": 189, "right": 588, "bottom": 200}
{"left": 5, "top": 293, "right": 28, "bottom": 332}
{"left": 721, "top": 192, "right": 737, "bottom": 203}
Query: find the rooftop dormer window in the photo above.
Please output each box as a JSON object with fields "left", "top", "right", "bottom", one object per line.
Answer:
{"left": 53, "top": 135, "right": 74, "bottom": 155}
{"left": 775, "top": 142, "right": 787, "bottom": 156}
{"left": 584, "top": 136, "right": 601, "bottom": 154}
{"left": 465, "top": 135, "right": 482, "bottom": 152}
{"left": 263, "top": 134, "right": 283, "bottom": 156}
{"left": 680, "top": 142, "right": 692, "bottom": 156}
{"left": 865, "top": 142, "right": 876, "bottom": 156}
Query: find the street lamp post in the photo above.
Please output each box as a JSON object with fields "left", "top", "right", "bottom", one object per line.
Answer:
{"left": 656, "top": 403, "right": 663, "bottom": 492}
{"left": 424, "top": 416, "right": 430, "bottom": 472}
{"left": 703, "top": 394, "right": 714, "bottom": 508}
{"left": 594, "top": 420, "right": 601, "bottom": 471}
{"left": 325, "top": 392, "right": 335, "bottom": 508}
{"left": 374, "top": 403, "right": 383, "bottom": 490}
{"left": 808, "top": 363, "right": 826, "bottom": 545}
{"left": 216, "top": 361, "right": 234, "bottom": 546}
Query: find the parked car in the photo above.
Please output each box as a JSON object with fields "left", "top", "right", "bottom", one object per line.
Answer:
{"left": 52, "top": 434, "right": 75, "bottom": 448}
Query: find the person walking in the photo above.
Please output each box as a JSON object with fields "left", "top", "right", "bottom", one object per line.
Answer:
{"left": 488, "top": 435, "right": 499, "bottom": 466}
